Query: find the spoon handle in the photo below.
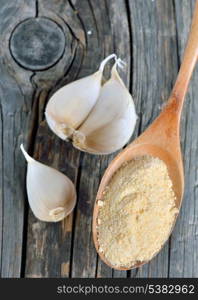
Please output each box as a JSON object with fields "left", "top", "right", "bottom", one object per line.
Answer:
{"left": 134, "top": 1, "right": 198, "bottom": 152}
{"left": 169, "top": 0, "right": 198, "bottom": 112}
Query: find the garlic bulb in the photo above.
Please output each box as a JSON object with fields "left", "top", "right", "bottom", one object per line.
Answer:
{"left": 45, "top": 54, "right": 137, "bottom": 155}
{"left": 45, "top": 54, "right": 117, "bottom": 140}
{"left": 20, "top": 144, "right": 76, "bottom": 222}
{"left": 73, "top": 60, "right": 137, "bottom": 154}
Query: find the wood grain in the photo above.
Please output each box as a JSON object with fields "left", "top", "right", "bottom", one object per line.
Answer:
{"left": 169, "top": 0, "right": 198, "bottom": 278}
{"left": 24, "top": 0, "right": 83, "bottom": 277}
{"left": 127, "top": 0, "right": 179, "bottom": 278}
{"left": 0, "top": 0, "right": 197, "bottom": 278}
{"left": 0, "top": 0, "right": 36, "bottom": 278}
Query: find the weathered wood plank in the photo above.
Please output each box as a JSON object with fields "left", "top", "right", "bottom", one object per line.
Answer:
{"left": 97, "top": 260, "right": 113, "bottom": 278}
{"left": 68, "top": 0, "right": 131, "bottom": 278}
{"left": 69, "top": 0, "right": 113, "bottom": 276}
{"left": 0, "top": 0, "right": 36, "bottom": 278}
{"left": 104, "top": 0, "right": 130, "bottom": 279}
{"left": 128, "top": 0, "right": 179, "bottom": 277}
{"left": 169, "top": 0, "right": 198, "bottom": 278}
{"left": 0, "top": 98, "right": 2, "bottom": 274}
{"left": 25, "top": 123, "right": 80, "bottom": 277}
{"left": 24, "top": 0, "right": 84, "bottom": 277}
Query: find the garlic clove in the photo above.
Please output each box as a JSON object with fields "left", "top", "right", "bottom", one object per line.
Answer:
{"left": 20, "top": 144, "right": 76, "bottom": 222}
{"left": 45, "top": 54, "right": 117, "bottom": 140}
{"left": 73, "top": 59, "right": 137, "bottom": 154}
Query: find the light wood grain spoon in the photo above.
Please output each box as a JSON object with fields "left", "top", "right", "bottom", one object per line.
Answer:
{"left": 93, "top": 0, "right": 198, "bottom": 270}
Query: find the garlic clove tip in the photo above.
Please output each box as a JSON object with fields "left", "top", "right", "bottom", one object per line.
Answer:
{"left": 20, "top": 144, "right": 34, "bottom": 163}
{"left": 99, "top": 53, "right": 117, "bottom": 72}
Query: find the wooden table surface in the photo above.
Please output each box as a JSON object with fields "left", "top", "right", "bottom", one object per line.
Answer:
{"left": 0, "top": 0, "right": 197, "bottom": 278}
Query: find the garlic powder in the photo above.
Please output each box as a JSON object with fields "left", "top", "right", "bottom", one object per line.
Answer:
{"left": 97, "top": 155, "right": 178, "bottom": 268}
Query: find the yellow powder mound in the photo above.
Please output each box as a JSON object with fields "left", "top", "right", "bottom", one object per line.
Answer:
{"left": 97, "top": 155, "right": 178, "bottom": 268}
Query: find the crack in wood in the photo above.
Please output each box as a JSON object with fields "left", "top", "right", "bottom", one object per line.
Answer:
{"left": 0, "top": 102, "right": 4, "bottom": 275}
{"left": 35, "top": 0, "right": 39, "bottom": 18}
{"left": 68, "top": 0, "right": 88, "bottom": 47}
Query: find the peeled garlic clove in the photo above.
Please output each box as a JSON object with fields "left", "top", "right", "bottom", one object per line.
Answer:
{"left": 45, "top": 54, "right": 117, "bottom": 140}
{"left": 20, "top": 144, "right": 76, "bottom": 222}
{"left": 73, "top": 60, "right": 137, "bottom": 154}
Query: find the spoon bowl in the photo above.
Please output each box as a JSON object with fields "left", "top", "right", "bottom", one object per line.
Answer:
{"left": 93, "top": 143, "right": 183, "bottom": 270}
{"left": 93, "top": 0, "right": 198, "bottom": 270}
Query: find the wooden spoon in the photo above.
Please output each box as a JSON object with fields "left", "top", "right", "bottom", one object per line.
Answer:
{"left": 93, "top": 0, "right": 198, "bottom": 270}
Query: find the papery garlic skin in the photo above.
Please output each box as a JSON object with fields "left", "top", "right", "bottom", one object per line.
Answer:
{"left": 45, "top": 54, "right": 117, "bottom": 140}
{"left": 20, "top": 145, "right": 76, "bottom": 222}
{"left": 73, "top": 62, "right": 137, "bottom": 154}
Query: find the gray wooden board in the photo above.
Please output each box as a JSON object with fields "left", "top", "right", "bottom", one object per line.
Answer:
{"left": 169, "top": 0, "right": 198, "bottom": 278}
{"left": 0, "top": 0, "right": 36, "bottom": 278}
{"left": 0, "top": 0, "right": 197, "bottom": 278}
{"left": 128, "top": 0, "right": 179, "bottom": 278}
